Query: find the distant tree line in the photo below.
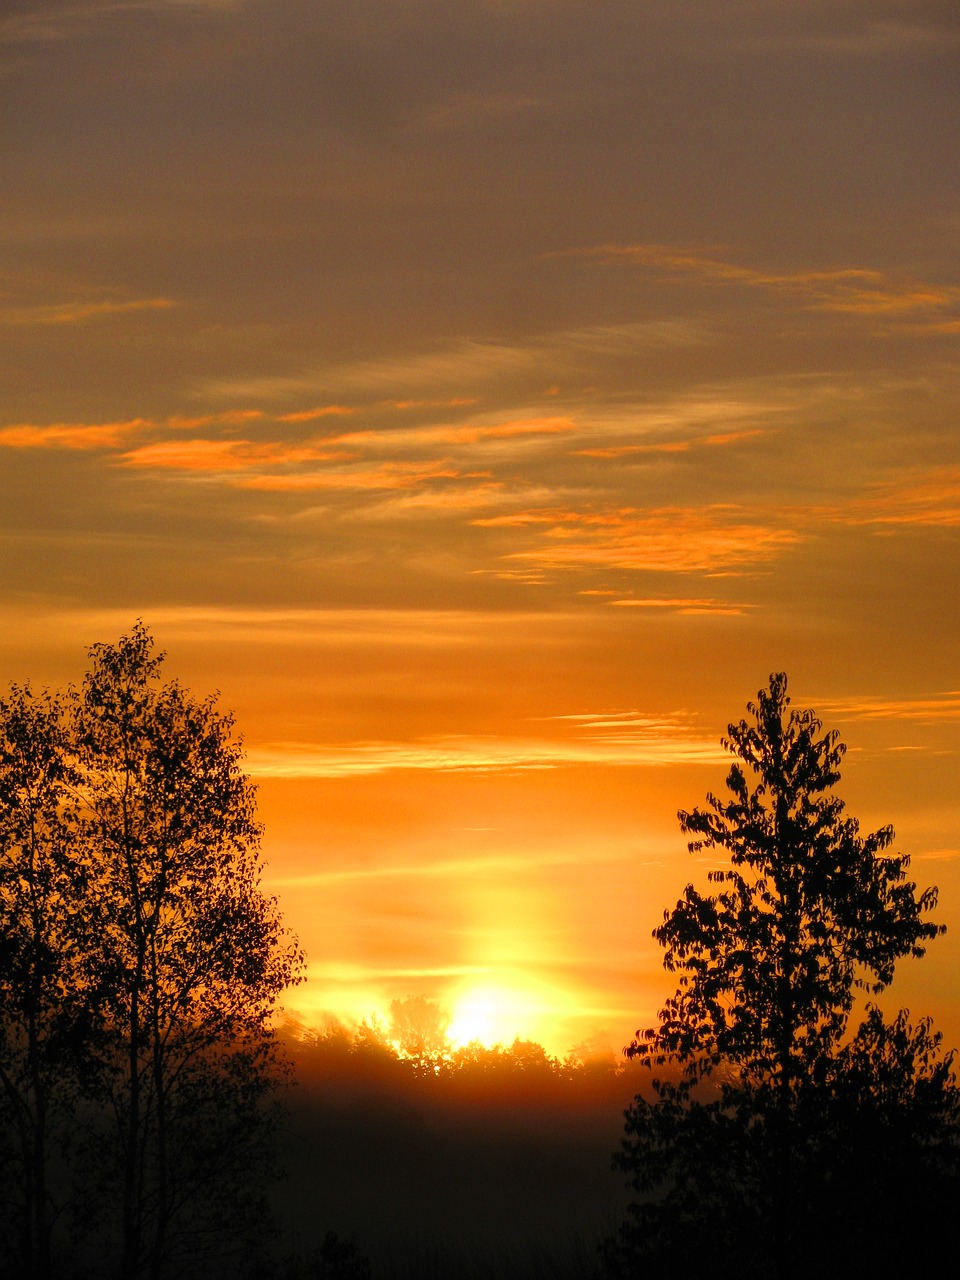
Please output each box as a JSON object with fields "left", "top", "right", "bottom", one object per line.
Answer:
{"left": 282, "top": 1003, "right": 643, "bottom": 1110}
{"left": 0, "top": 624, "right": 302, "bottom": 1280}
{"left": 605, "top": 675, "right": 960, "bottom": 1280}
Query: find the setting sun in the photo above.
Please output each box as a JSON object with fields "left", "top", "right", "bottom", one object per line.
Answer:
{"left": 447, "top": 978, "right": 567, "bottom": 1051}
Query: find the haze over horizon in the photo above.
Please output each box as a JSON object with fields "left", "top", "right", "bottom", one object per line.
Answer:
{"left": 2, "top": 0, "right": 958, "bottom": 1057}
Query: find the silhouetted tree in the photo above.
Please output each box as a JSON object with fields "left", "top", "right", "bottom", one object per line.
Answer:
{"left": 0, "top": 685, "right": 89, "bottom": 1280}
{"left": 387, "top": 995, "right": 450, "bottom": 1065}
{"left": 605, "top": 673, "right": 955, "bottom": 1280}
{"left": 0, "top": 623, "right": 303, "bottom": 1279}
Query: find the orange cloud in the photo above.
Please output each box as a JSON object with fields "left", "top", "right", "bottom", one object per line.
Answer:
{"left": 574, "top": 427, "right": 766, "bottom": 459}
{"left": 276, "top": 405, "right": 356, "bottom": 423}
{"left": 843, "top": 467, "right": 960, "bottom": 528}
{"left": 815, "top": 692, "right": 960, "bottom": 723}
{"left": 475, "top": 505, "right": 801, "bottom": 573}
{"left": 0, "top": 419, "right": 151, "bottom": 449}
{"left": 165, "top": 410, "right": 265, "bottom": 429}
{"left": 235, "top": 462, "right": 464, "bottom": 493}
{"left": 442, "top": 416, "right": 576, "bottom": 444}
{"left": 576, "top": 442, "right": 690, "bottom": 458}
{"left": 244, "top": 716, "right": 727, "bottom": 778}
{"left": 119, "top": 438, "right": 354, "bottom": 473}
{"left": 0, "top": 297, "right": 175, "bottom": 325}
{"left": 328, "top": 416, "right": 576, "bottom": 453}
{"left": 570, "top": 242, "right": 960, "bottom": 323}
{"left": 354, "top": 480, "right": 503, "bottom": 517}
{"left": 385, "top": 398, "right": 480, "bottom": 410}
{"left": 609, "top": 597, "right": 752, "bottom": 615}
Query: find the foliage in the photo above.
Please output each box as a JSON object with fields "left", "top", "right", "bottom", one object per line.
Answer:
{"left": 0, "top": 684, "right": 89, "bottom": 1280}
{"left": 0, "top": 622, "right": 302, "bottom": 1280}
{"left": 604, "top": 673, "right": 957, "bottom": 1279}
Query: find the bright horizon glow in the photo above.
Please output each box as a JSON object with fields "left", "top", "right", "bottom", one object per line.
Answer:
{"left": 446, "top": 978, "right": 564, "bottom": 1051}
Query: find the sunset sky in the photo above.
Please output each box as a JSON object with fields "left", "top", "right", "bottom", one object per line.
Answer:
{"left": 2, "top": 0, "right": 958, "bottom": 1056}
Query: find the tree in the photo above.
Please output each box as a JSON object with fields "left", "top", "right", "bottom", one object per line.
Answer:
{"left": 0, "top": 623, "right": 303, "bottom": 1279}
{"left": 605, "top": 673, "right": 954, "bottom": 1279}
{"left": 0, "top": 684, "right": 89, "bottom": 1280}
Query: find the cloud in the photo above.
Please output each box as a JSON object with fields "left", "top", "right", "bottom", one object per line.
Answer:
{"left": 608, "top": 597, "right": 753, "bottom": 616}
{"left": 0, "top": 419, "right": 150, "bottom": 449}
{"left": 408, "top": 89, "right": 550, "bottom": 133}
{"left": 475, "top": 506, "right": 802, "bottom": 574}
{"left": 165, "top": 410, "right": 265, "bottom": 429}
{"left": 119, "top": 438, "right": 352, "bottom": 472}
{"left": 735, "top": 10, "right": 960, "bottom": 57}
{"left": 384, "top": 398, "right": 480, "bottom": 411}
{"left": 276, "top": 405, "right": 356, "bottom": 423}
{"left": 574, "top": 428, "right": 766, "bottom": 459}
{"left": 839, "top": 467, "right": 960, "bottom": 529}
{"left": 0, "top": 0, "right": 236, "bottom": 42}
{"left": 350, "top": 481, "right": 505, "bottom": 519}
{"left": 234, "top": 462, "right": 464, "bottom": 493}
{"left": 245, "top": 718, "right": 727, "bottom": 779}
{"left": 270, "top": 848, "right": 617, "bottom": 889}
{"left": 0, "top": 297, "right": 175, "bottom": 326}
{"left": 0, "top": 604, "right": 594, "bottom": 653}
{"left": 815, "top": 692, "right": 960, "bottom": 723}
{"left": 199, "top": 318, "right": 707, "bottom": 405}
{"left": 567, "top": 243, "right": 960, "bottom": 325}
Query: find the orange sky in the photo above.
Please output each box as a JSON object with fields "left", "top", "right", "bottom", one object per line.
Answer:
{"left": 1, "top": 1, "right": 958, "bottom": 1056}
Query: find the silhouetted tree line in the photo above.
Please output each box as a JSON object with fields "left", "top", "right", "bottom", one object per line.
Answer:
{"left": 282, "top": 1007, "right": 645, "bottom": 1119}
{"left": 604, "top": 675, "right": 960, "bottom": 1280}
{"left": 0, "top": 624, "right": 302, "bottom": 1280}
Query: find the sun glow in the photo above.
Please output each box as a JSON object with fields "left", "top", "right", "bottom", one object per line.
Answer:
{"left": 446, "top": 980, "right": 557, "bottom": 1049}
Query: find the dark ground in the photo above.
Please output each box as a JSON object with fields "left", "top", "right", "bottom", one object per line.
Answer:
{"left": 272, "top": 1043, "right": 640, "bottom": 1278}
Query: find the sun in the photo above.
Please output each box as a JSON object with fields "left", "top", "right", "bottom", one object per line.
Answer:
{"left": 446, "top": 979, "right": 556, "bottom": 1050}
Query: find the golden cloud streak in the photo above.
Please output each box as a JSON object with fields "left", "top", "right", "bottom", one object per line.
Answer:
{"left": 843, "top": 467, "right": 960, "bottom": 528}
{"left": 234, "top": 462, "right": 464, "bottom": 492}
{"left": 245, "top": 726, "right": 727, "bottom": 778}
{"left": 475, "top": 506, "right": 801, "bottom": 573}
{"left": 276, "top": 405, "right": 356, "bottom": 423}
{"left": 609, "top": 597, "right": 752, "bottom": 616}
{"left": 571, "top": 242, "right": 960, "bottom": 322}
{"left": 0, "top": 419, "right": 151, "bottom": 449}
{"left": 165, "top": 410, "right": 265, "bottom": 429}
{"left": 119, "top": 438, "right": 350, "bottom": 472}
{"left": 815, "top": 692, "right": 960, "bottom": 723}
{"left": 271, "top": 848, "right": 611, "bottom": 888}
{"left": 0, "top": 297, "right": 176, "bottom": 326}
{"left": 574, "top": 427, "right": 766, "bottom": 459}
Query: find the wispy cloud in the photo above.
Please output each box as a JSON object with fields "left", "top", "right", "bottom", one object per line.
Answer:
{"left": 838, "top": 467, "right": 960, "bottom": 529}
{"left": 0, "top": 0, "right": 235, "bottom": 43}
{"left": 0, "top": 297, "right": 175, "bottom": 325}
{"left": 475, "top": 506, "right": 801, "bottom": 574}
{"left": 409, "top": 89, "right": 549, "bottom": 133}
{"left": 0, "top": 419, "right": 150, "bottom": 449}
{"left": 119, "top": 438, "right": 353, "bottom": 472}
{"left": 815, "top": 692, "right": 960, "bottom": 724}
{"left": 608, "top": 597, "right": 753, "bottom": 616}
{"left": 270, "top": 847, "right": 616, "bottom": 889}
{"left": 276, "top": 405, "right": 356, "bottom": 424}
{"left": 199, "top": 318, "right": 707, "bottom": 404}
{"left": 234, "top": 461, "right": 464, "bottom": 493}
{"left": 567, "top": 243, "right": 960, "bottom": 326}
{"left": 245, "top": 715, "right": 726, "bottom": 778}
{"left": 574, "top": 427, "right": 767, "bottom": 459}
{"left": 165, "top": 410, "right": 265, "bottom": 429}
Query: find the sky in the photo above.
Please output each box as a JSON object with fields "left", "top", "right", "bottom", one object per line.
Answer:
{"left": 2, "top": 0, "right": 958, "bottom": 1056}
